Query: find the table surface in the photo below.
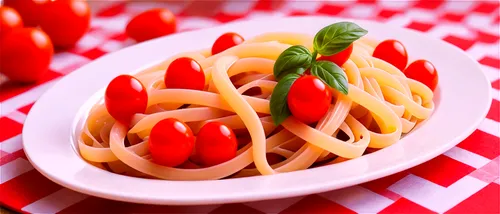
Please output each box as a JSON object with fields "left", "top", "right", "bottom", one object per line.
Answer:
{"left": 1, "top": 1, "right": 499, "bottom": 213}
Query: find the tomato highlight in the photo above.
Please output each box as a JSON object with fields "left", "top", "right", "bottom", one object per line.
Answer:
{"left": 211, "top": 32, "right": 244, "bottom": 55}
{"left": 126, "top": 8, "right": 176, "bottom": 43}
{"left": 404, "top": 60, "right": 439, "bottom": 91}
{"left": 0, "top": 28, "right": 53, "bottom": 83}
{"left": 195, "top": 121, "right": 238, "bottom": 166}
{"left": 3, "top": 0, "right": 39, "bottom": 27}
{"left": 0, "top": 6, "right": 24, "bottom": 37}
{"left": 372, "top": 39, "right": 408, "bottom": 71}
{"left": 149, "top": 118, "right": 195, "bottom": 167}
{"left": 165, "top": 57, "right": 206, "bottom": 91}
{"left": 287, "top": 75, "right": 332, "bottom": 124}
{"left": 37, "top": 0, "right": 91, "bottom": 48}
{"left": 105, "top": 75, "right": 148, "bottom": 125}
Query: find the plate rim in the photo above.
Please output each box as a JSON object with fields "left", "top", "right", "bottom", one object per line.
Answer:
{"left": 22, "top": 15, "right": 492, "bottom": 205}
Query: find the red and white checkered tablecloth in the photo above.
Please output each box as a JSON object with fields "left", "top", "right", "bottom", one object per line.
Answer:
{"left": 1, "top": 0, "right": 499, "bottom": 213}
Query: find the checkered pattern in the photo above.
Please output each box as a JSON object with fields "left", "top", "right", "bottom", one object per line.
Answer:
{"left": 1, "top": 1, "right": 499, "bottom": 213}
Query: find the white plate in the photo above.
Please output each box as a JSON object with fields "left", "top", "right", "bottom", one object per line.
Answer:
{"left": 23, "top": 16, "right": 492, "bottom": 205}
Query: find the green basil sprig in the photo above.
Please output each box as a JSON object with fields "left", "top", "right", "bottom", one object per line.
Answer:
{"left": 269, "top": 21, "right": 367, "bottom": 125}
{"left": 310, "top": 61, "right": 348, "bottom": 95}
{"left": 273, "top": 45, "right": 312, "bottom": 81}
{"left": 314, "top": 22, "right": 368, "bottom": 56}
{"left": 269, "top": 73, "right": 300, "bottom": 125}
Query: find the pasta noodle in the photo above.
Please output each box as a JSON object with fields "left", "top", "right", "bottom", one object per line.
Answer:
{"left": 77, "top": 31, "right": 435, "bottom": 180}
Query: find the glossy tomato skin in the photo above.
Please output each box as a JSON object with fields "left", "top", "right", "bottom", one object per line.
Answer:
{"left": 372, "top": 40, "right": 408, "bottom": 71}
{"left": 126, "top": 8, "right": 176, "bottom": 43}
{"left": 165, "top": 57, "right": 205, "bottom": 90}
{"left": 149, "top": 118, "right": 195, "bottom": 167}
{"left": 317, "top": 44, "right": 353, "bottom": 66}
{"left": 37, "top": 0, "right": 91, "bottom": 48}
{"left": 3, "top": 0, "right": 39, "bottom": 27}
{"left": 0, "top": 28, "right": 53, "bottom": 82}
{"left": 211, "top": 32, "right": 244, "bottom": 55}
{"left": 287, "top": 75, "right": 332, "bottom": 124}
{"left": 195, "top": 122, "right": 238, "bottom": 166}
{"left": 0, "top": 6, "right": 24, "bottom": 37}
{"left": 404, "top": 60, "right": 439, "bottom": 91}
{"left": 105, "top": 75, "right": 148, "bottom": 125}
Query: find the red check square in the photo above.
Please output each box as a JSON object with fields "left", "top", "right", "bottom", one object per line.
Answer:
{"left": 409, "top": 155, "right": 475, "bottom": 187}
{"left": 413, "top": 0, "right": 444, "bottom": 9}
{"left": 472, "top": 2, "right": 499, "bottom": 14}
{"left": 0, "top": 170, "right": 63, "bottom": 208}
{"left": 317, "top": 4, "right": 345, "bottom": 16}
{"left": 486, "top": 99, "right": 500, "bottom": 122}
{"left": 0, "top": 117, "right": 23, "bottom": 142}
{"left": 380, "top": 198, "right": 436, "bottom": 214}
{"left": 377, "top": 9, "right": 401, "bottom": 19}
{"left": 441, "top": 13, "right": 465, "bottom": 22}
{"left": 17, "top": 103, "right": 35, "bottom": 115}
{"left": 442, "top": 35, "right": 475, "bottom": 50}
{"left": 476, "top": 31, "right": 500, "bottom": 44}
{"left": 479, "top": 56, "right": 500, "bottom": 69}
{"left": 279, "top": 195, "right": 355, "bottom": 214}
{"left": 406, "top": 21, "right": 435, "bottom": 32}
{"left": 81, "top": 48, "right": 108, "bottom": 60}
{"left": 458, "top": 130, "right": 500, "bottom": 160}
{"left": 446, "top": 183, "right": 500, "bottom": 214}
{"left": 492, "top": 79, "right": 500, "bottom": 90}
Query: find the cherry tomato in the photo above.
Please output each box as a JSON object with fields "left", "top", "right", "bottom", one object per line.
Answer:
{"left": 287, "top": 75, "right": 332, "bottom": 124}
{"left": 165, "top": 57, "right": 205, "bottom": 91}
{"left": 0, "top": 28, "right": 53, "bottom": 83}
{"left": 404, "top": 60, "right": 439, "bottom": 91}
{"left": 3, "top": 0, "right": 39, "bottom": 27}
{"left": 211, "top": 32, "right": 244, "bottom": 55}
{"left": 0, "top": 6, "right": 23, "bottom": 37}
{"left": 372, "top": 39, "right": 408, "bottom": 71}
{"left": 105, "top": 75, "right": 148, "bottom": 124}
{"left": 195, "top": 121, "right": 238, "bottom": 166}
{"left": 126, "top": 8, "right": 176, "bottom": 43}
{"left": 37, "top": 0, "right": 91, "bottom": 48}
{"left": 149, "top": 118, "right": 195, "bottom": 167}
{"left": 317, "top": 44, "right": 353, "bottom": 66}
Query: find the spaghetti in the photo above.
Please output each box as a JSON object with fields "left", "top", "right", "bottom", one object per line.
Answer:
{"left": 78, "top": 29, "right": 435, "bottom": 180}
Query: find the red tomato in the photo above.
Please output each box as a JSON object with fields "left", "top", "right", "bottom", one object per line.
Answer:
{"left": 149, "top": 118, "right": 195, "bottom": 167}
{"left": 3, "top": 0, "right": 39, "bottom": 27}
{"left": 287, "top": 75, "right": 332, "bottom": 124}
{"left": 195, "top": 121, "right": 238, "bottom": 166}
{"left": 211, "top": 32, "right": 244, "bottom": 55}
{"left": 105, "top": 75, "right": 148, "bottom": 125}
{"left": 317, "top": 44, "right": 353, "bottom": 66}
{"left": 404, "top": 60, "right": 439, "bottom": 91}
{"left": 372, "top": 39, "right": 408, "bottom": 71}
{"left": 0, "top": 28, "right": 53, "bottom": 83}
{"left": 37, "top": 0, "right": 91, "bottom": 48}
{"left": 126, "top": 8, "right": 176, "bottom": 43}
{"left": 0, "top": 6, "right": 24, "bottom": 37}
{"left": 165, "top": 57, "right": 205, "bottom": 90}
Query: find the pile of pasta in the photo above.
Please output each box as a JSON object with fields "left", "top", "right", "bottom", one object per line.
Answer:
{"left": 78, "top": 32, "right": 435, "bottom": 180}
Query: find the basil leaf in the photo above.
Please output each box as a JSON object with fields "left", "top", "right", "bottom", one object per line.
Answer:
{"left": 273, "top": 45, "right": 312, "bottom": 81}
{"left": 270, "top": 73, "right": 300, "bottom": 125}
{"left": 313, "top": 22, "right": 368, "bottom": 56}
{"left": 310, "top": 61, "right": 349, "bottom": 95}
